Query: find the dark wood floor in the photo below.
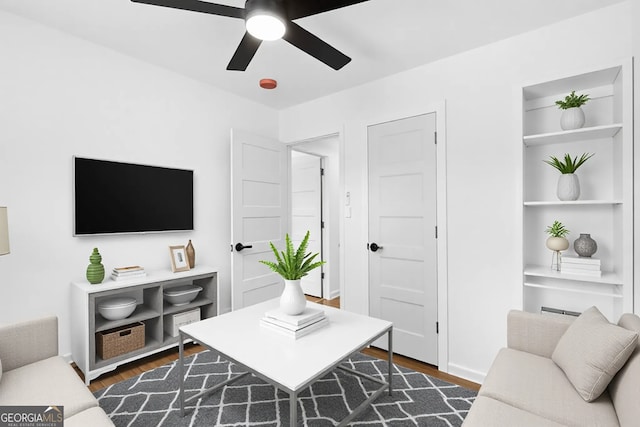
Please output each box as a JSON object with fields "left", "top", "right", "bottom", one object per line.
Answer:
{"left": 76, "top": 297, "right": 480, "bottom": 393}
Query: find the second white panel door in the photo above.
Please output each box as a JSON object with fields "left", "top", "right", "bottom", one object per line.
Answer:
{"left": 368, "top": 113, "right": 438, "bottom": 365}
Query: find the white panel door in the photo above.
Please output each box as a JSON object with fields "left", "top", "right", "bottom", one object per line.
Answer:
{"left": 368, "top": 113, "right": 438, "bottom": 365}
{"left": 291, "top": 151, "right": 323, "bottom": 297}
{"left": 231, "top": 129, "right": 288, "bottom": 310}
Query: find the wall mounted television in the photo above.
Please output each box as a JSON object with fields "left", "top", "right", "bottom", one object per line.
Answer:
{"left": 74, "top": 157, "right": 194, "bottom": 235}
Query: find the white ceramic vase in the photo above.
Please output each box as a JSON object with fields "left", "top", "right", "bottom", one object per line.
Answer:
{"left": 280, "top": 279, "right": 306, "bottom": 315}
{"left": 546, "top": 237, "right": 569, "bottom": 252}
{"left": 560, "top": 107, "right": 585, "bottom": 130}
{"left": 557, "top": 173, "right": 580, "bottom": 201}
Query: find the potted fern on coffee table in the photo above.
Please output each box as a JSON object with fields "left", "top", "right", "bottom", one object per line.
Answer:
{"left": 260, "top": 231, "right": 325, "bottom": 315}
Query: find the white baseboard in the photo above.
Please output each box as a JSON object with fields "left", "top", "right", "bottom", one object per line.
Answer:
{"left": 447, "top": 362, "right": 486, "bottom": 385}
{"left": 62, "top": 352, "right": 73, "bottom": 364}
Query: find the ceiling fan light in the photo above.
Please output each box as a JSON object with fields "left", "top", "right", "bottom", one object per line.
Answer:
{"left": 246, "top": 12, "right": 285, "bottom": 41}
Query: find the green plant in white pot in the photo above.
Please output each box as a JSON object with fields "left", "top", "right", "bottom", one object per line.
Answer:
{"left": 260, "top": 231, "right": 325, "bottom": 315}
{"left": 545, "top": 220, "right": 570, "bottom": 271}
{"left": 543, "top": 152, "right": 594, "bottom": 201}
{"left": 545, "top": 220, "right": 570, "bottom": 251}
{"left": 556, "top": 90, "right": 590, "bottom": 130}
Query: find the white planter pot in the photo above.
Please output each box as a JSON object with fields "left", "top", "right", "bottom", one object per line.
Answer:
{"left": 546, "top": 237, "right": 569, "bottom": 251}
{"left": 560, "top": 107, "right": 585, "bottom": 130}
{"left": 557, "top": 173, "right": 580, "bottom": 201}
{"left": 280, "top": 279, "right": 306, "bottom": 315}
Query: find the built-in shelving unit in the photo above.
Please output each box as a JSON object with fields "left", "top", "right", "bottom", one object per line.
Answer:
{"left": 70, "top": 266, "right": 217, "bottom": 385}
{"left": 521, "top": 60, "right": 633, "bottom": 322}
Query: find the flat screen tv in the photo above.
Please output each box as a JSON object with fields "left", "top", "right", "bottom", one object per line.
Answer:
{"left": 74, "top": 157, "right": 194, "bottom": 235}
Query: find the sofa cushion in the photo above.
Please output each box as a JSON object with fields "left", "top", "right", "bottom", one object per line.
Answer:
{"left": 0, "top": 356, "right": 97, "bottom": 419}
{"left": 552, "top": 306, "right": 638, "bottom": 402}
{"left": 0, "top": 316, "right": 58, "bottom": 372}
{"left": 480, "top": 348, "right": 619, "bottom": 427}
{"left": 608, "top": 313, "right": 640, "bottom": 427}
{"left": 65, "top": 407, "right": 114, "bottom": 427}
{"left": 463, "top": 395, "right": 566, "bottom": 427}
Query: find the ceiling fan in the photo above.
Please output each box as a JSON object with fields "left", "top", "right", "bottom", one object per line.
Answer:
{"left": 131, "top": 0, "right": 369, "bottom": 71}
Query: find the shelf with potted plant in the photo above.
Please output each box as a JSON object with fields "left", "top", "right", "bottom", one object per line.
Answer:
{"left": 522, "top": 123, "right": 622, "bottom": 146}
{"left": 520, "top": 59, "right": 632, "bottom": 321}
{"left": 523, "top": 265, "right": 623, "bottom": 286}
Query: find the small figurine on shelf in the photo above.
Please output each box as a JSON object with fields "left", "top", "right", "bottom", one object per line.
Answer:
{"left": 545, "top": 221, "right": 570, "bottom": 271}
{"left": 186, "top": 240, "right": 195, "bottom": 268}
{"left": 86, "top": 247, "right": 105, "bottom": 284}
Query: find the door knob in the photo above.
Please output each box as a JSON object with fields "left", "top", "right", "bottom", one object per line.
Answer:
{"left": 369, "top": 242, "right": 383, "bottom": 252}
{"left": 235, "top": 243, "right": 253, "bottom": 252}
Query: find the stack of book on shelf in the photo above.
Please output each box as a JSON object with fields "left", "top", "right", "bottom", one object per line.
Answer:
{"left": 111, "top": 266, "right": 146, "bottom": 281}
{"left": 561, "top": 256, "right": 601, "bottom": 277}
{"left": 260, "top": 306, "right": 328, "bottom": 339}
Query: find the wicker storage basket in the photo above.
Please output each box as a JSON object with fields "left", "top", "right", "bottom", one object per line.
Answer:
{"left": 96, "top": 322, "right": 145, "bottom": 360}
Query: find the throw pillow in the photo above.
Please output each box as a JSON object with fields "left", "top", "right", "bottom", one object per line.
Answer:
{"left": 552, "top": 306, "right": 638, "bottom": 402}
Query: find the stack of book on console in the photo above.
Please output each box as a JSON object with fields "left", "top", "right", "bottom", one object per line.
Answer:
{"left": 561, "top": 255, "right": 601, "bottom": 277}
{"left": 260, "top": 306, "right": 328, "bottom": 339}
{"left": 111, "top": 266, "right": 147, "bottom": 281}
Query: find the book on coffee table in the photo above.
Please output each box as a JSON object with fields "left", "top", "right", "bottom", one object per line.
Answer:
{"left": 260, "top": 316, "right": 329, "bottom": 339}
{"left": 264, "top": 306, "right": 325, "bottom": 328}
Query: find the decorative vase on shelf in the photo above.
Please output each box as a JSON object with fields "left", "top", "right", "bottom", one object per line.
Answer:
{"left": 86, "top": 247, "right": 105, "bottom": 284}
{"left": 560, "top": 107, "right": 585, "bottom": 130}
{"left": 280, "top": 279, "right": 306, "bottom": 315}
{"left": 186, "top": 240, "right": 195, "bottom": 268}
{"left": 574, "top": 234, "right": 597, "bottom": 257}
{"left": 557, "top": 173, "right": 580, "bottom": 201}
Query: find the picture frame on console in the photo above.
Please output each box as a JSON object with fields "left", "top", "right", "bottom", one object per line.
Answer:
{"left": 169, "top": 245, "right": 190, "bottom": 272}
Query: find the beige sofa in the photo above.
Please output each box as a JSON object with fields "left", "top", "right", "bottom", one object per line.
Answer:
{"left": 0, "top": 316, "right": 113, "bottom": 426}
{"left": 464, "top": 308, "right": 640, "bottom": 427}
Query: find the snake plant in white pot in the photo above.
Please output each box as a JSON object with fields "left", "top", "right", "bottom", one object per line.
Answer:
{"left": 543, "top": 153, "right": 594, "bottom": 201}
{"left": 260, "top": 231, "right": 325, "bottom": 315}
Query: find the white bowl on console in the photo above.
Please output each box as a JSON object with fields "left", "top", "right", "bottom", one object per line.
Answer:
{"left": 98, "top": 297, "right": 137, "bottom": 321}
{"left": 163, "top": 285, "right": 202, "bottom": 306}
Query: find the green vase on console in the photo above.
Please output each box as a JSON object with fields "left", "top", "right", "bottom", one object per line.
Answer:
{"left": 86, "top": 247, "right": 105, "bottom": 284}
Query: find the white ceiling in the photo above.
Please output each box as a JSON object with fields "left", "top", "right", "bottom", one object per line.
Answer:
{"left": 0, "top": 0, "right": 625, "bottom": 109}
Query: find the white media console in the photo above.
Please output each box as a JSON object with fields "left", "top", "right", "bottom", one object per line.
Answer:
{"left": 70, "top": 266, "right": 217, "bottom": 385}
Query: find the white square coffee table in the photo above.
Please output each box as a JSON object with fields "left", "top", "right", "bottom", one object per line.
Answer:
{"left": 178, "top": 298, "right": 393, "bottom": 426}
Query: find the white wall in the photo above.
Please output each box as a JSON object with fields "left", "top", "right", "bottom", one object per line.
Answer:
{"left": 0, "top": 11, "right": 278, "bottom": 357}
{"left": 279, "top": 2, "right": 632, "bottom": 382}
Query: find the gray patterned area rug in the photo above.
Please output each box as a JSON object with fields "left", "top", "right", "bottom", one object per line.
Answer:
{"left": 95, "top": 351, "right": 476, "bottom": 426}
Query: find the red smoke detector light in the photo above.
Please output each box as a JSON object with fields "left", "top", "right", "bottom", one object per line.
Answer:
{"left": 259, "top": 78, "right": 277, "bottom": 89}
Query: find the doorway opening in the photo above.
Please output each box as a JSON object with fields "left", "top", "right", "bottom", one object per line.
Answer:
{"left": 290, "top": 134, "right": 341, "bottom": 304}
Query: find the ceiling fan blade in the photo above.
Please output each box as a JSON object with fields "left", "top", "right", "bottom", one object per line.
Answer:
{"left": 283, "top": 22, "right": 351, "bottom": 70}
{"left": 286, "top": 0, "right": 369, "bottom": 20}
{"left": 227, "top": 32, "right": 263, "bottom": 71}
{"left": 131, "top": 0, "right": 245, "bottom": 19}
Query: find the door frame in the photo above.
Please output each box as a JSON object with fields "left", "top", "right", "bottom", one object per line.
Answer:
{"left": 364, "top": 101, "right": 449, "bottom": 372}
{"left": 287, "top": 133, "right": 345, "bottom": 303}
